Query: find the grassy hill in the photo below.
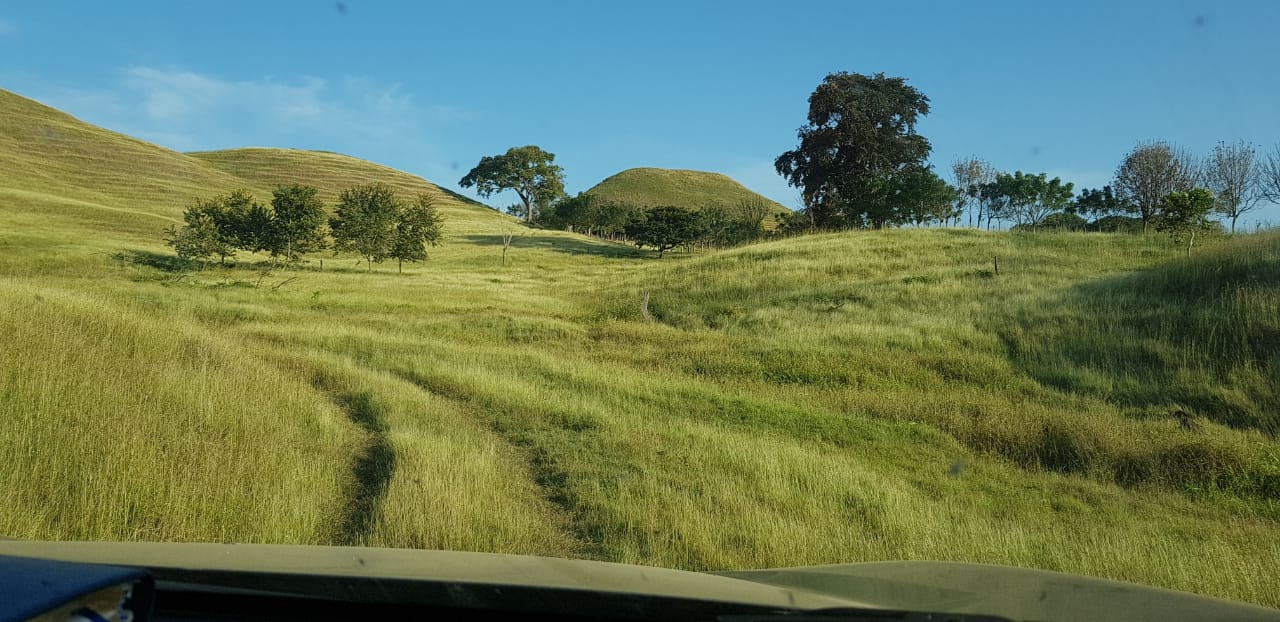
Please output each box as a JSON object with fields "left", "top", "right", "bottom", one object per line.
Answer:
{"left": 587, "top": 167, "right": 790, "bottom": 216}
{"left": 2, "top": 88, "right": 1279, "bottom": 606}
{"left": 188, "top": 148, "right": 500, "bottom": 231}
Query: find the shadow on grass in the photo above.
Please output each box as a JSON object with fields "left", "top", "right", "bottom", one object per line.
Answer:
{"left": 114, "top": 249, "right": 198, "bottom": 273}
{"left": 316, "top": 383, "right": 397, "bottom": 546}
{"left": 114, "top": 248, "right": 381, "bottom": 276}
{"left": 462, "top": 233, "right": 647, "bottom": 259}
{"left": 995, "top": 234, "right": 1280, "bottom": 435}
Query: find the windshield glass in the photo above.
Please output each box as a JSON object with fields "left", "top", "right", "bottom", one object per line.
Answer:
{"left": 1, "top": 0, "right": 1277, "bottom": 612}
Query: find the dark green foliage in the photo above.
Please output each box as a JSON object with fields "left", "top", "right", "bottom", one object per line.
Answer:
{"left": 775, "top": 72, "right": 933, "bottom": 229}
{"left": 698, "top": 203, "right": 766, "bottom": 246}
{"left": 330, "top": 183, "right": 402, "bottom": 272}
{"left": 221, "top": 189, "right": 273, "bottom": 253}
{"left": 976, "top": 172, "right": 1074, "bottom": 228}
{"left": 625, "top": 206, "right": 704, "bottom": 258}
{"left": 1073, "top": 186, "right": 1130, "bottom": 219}
{"left": 267, "top": 184, "right": 327, "bottom": 262}
{"left": 1156, "top": 188, "right": 1217, "bottom": 254}
{"left": 774, "top": 210, "right": 815, "bottom": 236}
{"left": 1113, "top": 141, "right": 1197, "bottom": 233}
{"left": 459, "top": 145, "right": 566, "bottom": 223}
{"left": 880, "top": 168, "right": 956, "bottom": 227}
{"left": 1086, "top": 215, "right": 1144, "bottom": 233}
{"left": 165, "top": 191, "right": 260, "bottom": 266}
{"left": 391, "top": 193, "right": 445, "bottom": 273}
{"left": 541, "top": 192, "right": 598, "bottom": 232}
{"left": 1028, "top": 212, "right": 1088, "bottom": 231}
{"left": 165, "top": 207, "right": 228, "bottom": 268}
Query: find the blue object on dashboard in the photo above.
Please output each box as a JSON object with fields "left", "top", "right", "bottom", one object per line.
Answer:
{"left": 0, "top": 554, "right": 152, "bottom": 622}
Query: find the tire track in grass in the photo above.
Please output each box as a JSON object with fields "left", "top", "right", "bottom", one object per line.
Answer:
{"left": 312, "top": 376, "right": 397, "bottom": 546}
{"left": 390, "top": 369, "right": 602, "bottom": 559}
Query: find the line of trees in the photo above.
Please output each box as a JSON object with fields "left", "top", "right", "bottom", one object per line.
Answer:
{"left": 166, "top": 183, "right": 443, "bottom": 273}
{"left": 774, "top": 71, "right": 1280, "bottom": 236}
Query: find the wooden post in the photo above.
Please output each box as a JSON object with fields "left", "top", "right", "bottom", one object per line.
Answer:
{"left": 640, "top": 291, "right": 652, "bottom": 322}
{"left": 993, "top": 256, "right": 999, "bottom": 276}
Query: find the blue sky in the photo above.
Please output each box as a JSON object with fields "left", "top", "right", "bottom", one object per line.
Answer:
{"left": 2, "top": 0, "right": 1278, "bottom": 225}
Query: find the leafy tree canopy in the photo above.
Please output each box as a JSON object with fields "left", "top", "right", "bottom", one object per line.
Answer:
{"left": 1156, "top": 188, "right": 1217, "bottom": 254}
{"left": 459, "top": 145, "right": 565, "bottom": 223}
{"left": 330, "top": 182, "right": 402, "bottom": 272}
{"left": 625, "top": 206, "right": 704, "bottom": 258}
{"left": 775, "top": 72, "right": 932, "bottom": 229}
{"left": 267, "top": 184, "right": 327, "bottom": 262}
{"left": 1113, "top": 141, "right": 1197, "bottom": 232}
{"left": 391, "top": 193, "right": 445, "bottom": 273}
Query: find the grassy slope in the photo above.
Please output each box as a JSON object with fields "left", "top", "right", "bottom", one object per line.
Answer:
{"left": 188, "top": 148, "right": 499, "bottom": 232}
{"left": 2, "top": 88, "right": 1279, "bottom": 605}
{"left": 0, "top": 90, "right": 245, "bottom": 230}
{"left": 587, "top": 167, "right": 790, "bottom": 215}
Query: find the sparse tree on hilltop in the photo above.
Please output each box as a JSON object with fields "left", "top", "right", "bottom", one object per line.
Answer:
{"left": 1202, "top": 140, "right": 1262, "bottom": 234}
{"left": 459, "top": 145, "right": 566, "bottom": 223}
{"left": 1113, "top": 141, "right": 1197, "bottom": 233}
{"left": 951, "top": 158, "right": 995, "bottom": 227}
{"left": 1263, "top": 143, "right": 1280, "bottom": 206}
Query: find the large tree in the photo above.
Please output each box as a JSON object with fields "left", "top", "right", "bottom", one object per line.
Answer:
{"left": 267, "top": 184, "right": 328, "bottom": 262}
{"left": 775, "top": 72, "right": 932, "bottom": 229}
{"left": 459, "top": 145, "right": 566, "bottom": 223}
{"left": 1113, "top": 141, "right": 1197, "bottom": 233}
{"left": 1202, "top": 140, "right": 1262, "bottom": 234}
{"left": 329, "top": 183, "right": 401, "bottom": 272}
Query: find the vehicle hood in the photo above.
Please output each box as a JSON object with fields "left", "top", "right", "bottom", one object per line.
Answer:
{"left": 0, "top": 541, "right": 1275, "bottom": 622}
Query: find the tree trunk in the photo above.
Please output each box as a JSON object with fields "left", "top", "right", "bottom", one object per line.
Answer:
{"left": 398, "top": 257, "right": 403, "bottom": 274}
{"left": 367, "top": 257, "right": 372, "bottom": 273}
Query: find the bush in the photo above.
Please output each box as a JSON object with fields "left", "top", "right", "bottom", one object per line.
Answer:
{"left": 1087, "top": 215, "right": 1144, "bottom": 233}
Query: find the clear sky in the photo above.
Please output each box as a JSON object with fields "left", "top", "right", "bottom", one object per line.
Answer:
{"left": 2, "top": 0, "right": 1278, "bottom": 225}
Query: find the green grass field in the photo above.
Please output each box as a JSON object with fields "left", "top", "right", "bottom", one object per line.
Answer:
{"left": 2, "top": 87, "right": 1278, "bottom": 606}
{"left": 587, "top": 167, "right": 790, "bottom": 216}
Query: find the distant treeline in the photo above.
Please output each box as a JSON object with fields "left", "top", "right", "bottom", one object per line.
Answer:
{"left": 166, "top": 182, "right": 443, "bottom": 273}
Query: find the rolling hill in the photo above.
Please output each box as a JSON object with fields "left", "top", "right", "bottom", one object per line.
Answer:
{"left": 0, "top": 88, "right": 511, "bottom": 245}
{"left": 2, "top": 87, "right": 1279, "bottom": 607}
{"left": 586, "top": 167, "right": 790, "bottom": 216}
